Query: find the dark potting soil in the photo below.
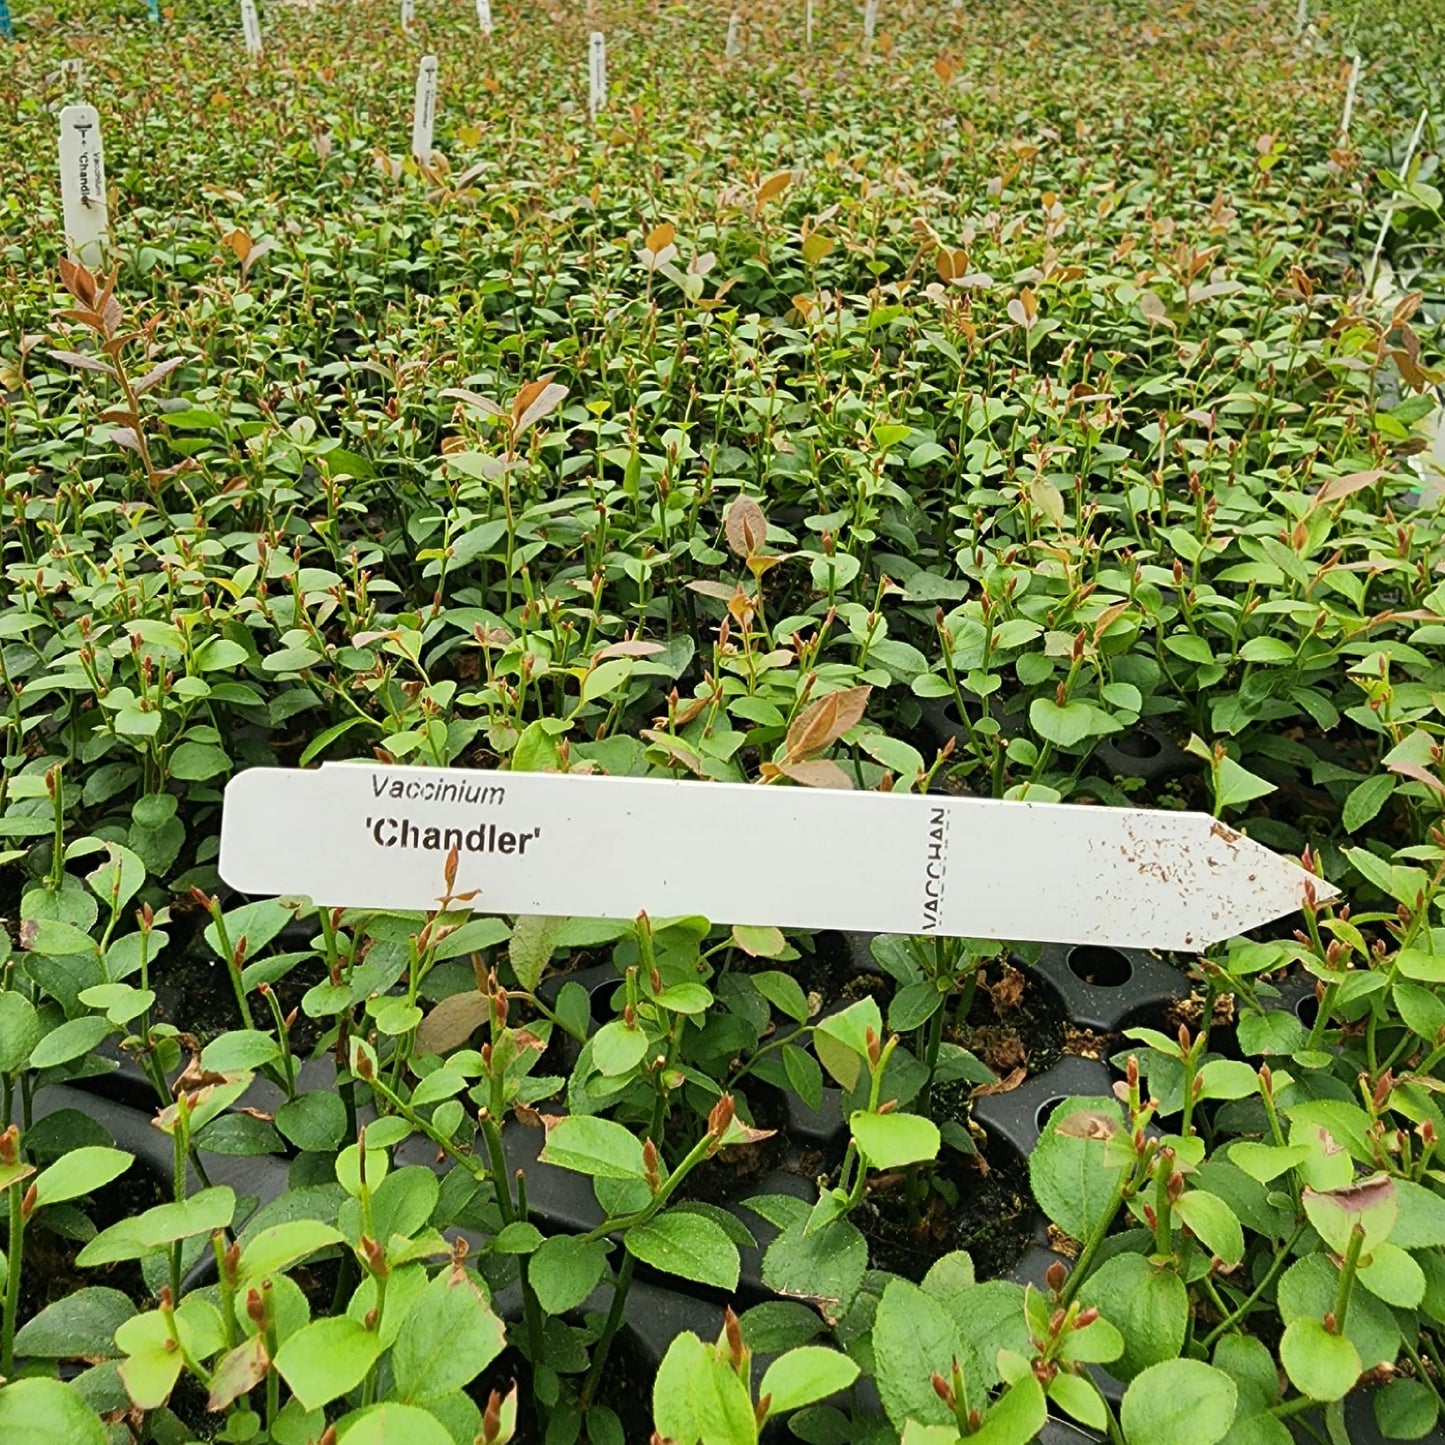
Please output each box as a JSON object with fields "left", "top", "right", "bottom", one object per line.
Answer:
{"left": 682, "top": 1089, "right": 824, "bottom": 1208}
{"left": 856, "top": 1141, "right": 1034, "bottom": 1284}
{"left": 469, "top": 1330, "right": 656, "bottom": 1445}
{"left": 154, "top": 947, "right": 329, "bottom": 1056}
{"left": 956, "top": 961, "right": 1067, "bottom": 1080}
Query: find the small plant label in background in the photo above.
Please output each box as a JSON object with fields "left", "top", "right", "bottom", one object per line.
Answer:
{"left": 588, "top": 30, "right": 607, "bottom": 121}
{"left": 1340, "top": 53, "right": 1362, "bottom": 141}
{"left": 725, "top": 10, "right": 740, "bottom": 57}
{"left": 58, "top": 104, "right": 109, "bottom": 268}
{"left": 60, "top": 57, "right": 84, "bottom": 94}
{"left": 240, "top": 0, "right": 262, "bottom": 56}
{"left": 476, "top": 0, "right": 492, "bottom": 34}
{"left": 220, "top": 764, "right": 1335, "bottom": 950}
{"left": 863, "top": 0, "right": 877, "bottom": 46}
{"left": 411, "top": 54, "right": 437, "bottom": 160}
{"left": 805, "top": 0, "right": 813, "bottom": 44}
{"left": 401, "top": 0, "right": 414, "bottom": 32}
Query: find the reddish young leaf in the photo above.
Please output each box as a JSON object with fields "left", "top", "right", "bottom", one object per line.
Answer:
{"left": 785, "top": 685, "right": 871, "bottom": 762}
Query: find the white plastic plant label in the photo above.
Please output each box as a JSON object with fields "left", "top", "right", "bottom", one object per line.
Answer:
{"left": 219, "top": 764, "right": 1335, "bottom": 951}
{"left": 863, "top": 0, "right": 877, "bottom": 46}
{"left": 411, "top": 54, "right": 438, "bottom": 161}
{"left": 240, "top": 0, "right": 262, "bottom": 56}
{"left": 476, "top": 0, "right": 492, "bottom": 34}
{"left": 401, "top": 0, "right": 414, "bottom": 31}
{"left": 725, "top": 11, "right": 740, "bottom": 57}
{"left": 805, "top": 0, "right": 813, "bottom": 44}
{"left": 588, "top": 31, "right": 606, "bottom": 122}
{"left": 58, "top": 104, "right": 109, "bottom": 268}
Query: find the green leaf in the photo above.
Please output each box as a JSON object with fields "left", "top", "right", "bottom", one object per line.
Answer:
{"left": 0, "top": 993, "right": 41, "bottom": 1074}
{"left": 592, "top": 1019, "right": 649, "bottom": 1076}
{"left": 731, "top": 925, "right": 787, "bottom": 959}
{"left": 759, "top": 1347, "right": 859, "bottom": 1416}
{"left": 1344, "top": 774, "right": 1396, "bottom": 832}
{"left": 1030, "top": 697, "right": 1096, "bottom": 748}
{"left": 1048, "top": 1372, "right": 1107, "bottom": 1432}
{"left": 738, "top": 1302, "right": 823, "bottom": 1353}
{"left": 508, "top": 915, "right": 566, "bottom": 992}
{"left": 1279, "top": 1317, "right": 1361, "bottom": 1401}
{"left": 971, "top": 1375, "right": 1047, "bottom": 1445}
{"left": 119, "top": 1344, "right": 184, "bottom": 1411}
{"left": 0, "top": 1376, "right": 109, "bottom": 1444}
{"left": 493, "top": 1221, "right": 544, "bottom": 1254}
{"left": 274, "top": 1317, "right": 382, "bottom": 1411}
{"left": 1120, "top": 1360, "right": 1237, "bottom": 1445}
{"left": 529, "top": 1235, "right": 610, "bottom": 1314}
{"left": 1196, "top": 1059, "right": 1261, "bottom": 1101}
{"left": 690, "top": 1350, "right": 758, "bottom": 1445}
{"left": 1393, "top": 1179, "right": 1445, "bottom": 1248}
{"left": 1029, "top": 1099, "right": 1127, "bottom": 1242}
{"left": 752, "top": 970, "right": 810, "bottom": 1024}
{"left": 1374, "top": 1377, "right": 1439, "bottom": 1440}
{"left": 12, "top": 1288, "right": 135, "bottom": 1360}
{"left": 238, "top": 1221, "right": 345, "bottom": 1284}
{"left": 783, "top": 1045, "right": 823, "bottom": 1110}
{"left": 654, "top": 1332, "right": 707, "bottom": 1444}
{"left": 84, "top": 843, "right": 146, "bottom": 914}
{"left": 1278, "top": 1254, "right": 1400, "bottom": 1370}
{"left": 335, "top": 1403, "right": 454, "bottom": 1445}
{"left": 392, "top": 1265, "right": 505, "bottom": 1402}
{"left": 201, "top": 1030, "right": 280, "bottom": 1072}
{"left": 193, "top": 638, "right": 250, "bottom": 672}
{"left": 33, "top": 1147, "right": 133, "bottom": 1208}
{"left": 540, "top": 1115, "right": 647, "bottom": 1180}
{"left": 813, "top": 997, "right": 883, "bottom": 1091}
{"left": 761, "top": 1217, "right": 868, "bottom": 1324}
{"left": 625, "top": 1211, "right": 740, "bottom": 1291}
{"left": 849, "top": 1111, "right": 941, "bottom": 1170}
{"left": 1173, "top": 1190, "right": 1245, "bottom": 1268}
{"left": 275, "top": 1091, "right": 348, "bottom": 1152}
{"left": 168, "top": 742, "right": 233, "bottom": 781}
{"left": 1358, "top": 1242, "right": 1425, "bottom": 1308}
{"left": 872, "top": 1279, "right": 972, "bottom": 1432}
{"left": 1078, "top": 1254, "right": 1187, "bottom": 1380}
{"left": 30, "top": 1016, "right": 112, "bottom": 1069}
{"left": 78, "top": 1187, "right": 236, "bottom": 1265}
{"left": 1214, "top": 756, "right": 1276, "bottom": 812}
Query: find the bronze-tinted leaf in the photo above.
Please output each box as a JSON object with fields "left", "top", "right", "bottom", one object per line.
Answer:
{"left": 47, "top": 349, "right": 115, "bottom": 376}
{"left": 511, "top": 376, "right": 569, "bottom": 440}
{"left": 58, "top": 256, "right": 98, "bottom": 307}
{"left": 1053, "top": 1110, "right": 1119, "bottom": 1141}
{"left": 133, "top": 357, "right": 188, "bottom": 395}
{"left": 785, "top": 684, "right": 871, "bottom": 762}
{"left": 725, "top": 495, "right": 768, "bottom": 559}
{"left": 414, "top": 991, "right": 490, "bottom": 1056}
{"left": 207, "top": 1337, "right": 270, "bottom": 1412}
{"left": 1314, "top": 469, "right": 1386, "bottom": 503}
{"left": 1387, "top": 759, "right": 1445, "bottom": 799}
{"left": 644, "top": 221, "right": 675, "bottom": 254}
{"left": 778, "top": 758, "right": 854, "bottom": 789}
{"left": 757, "top": 170, "right": 793, "bottom": 204}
